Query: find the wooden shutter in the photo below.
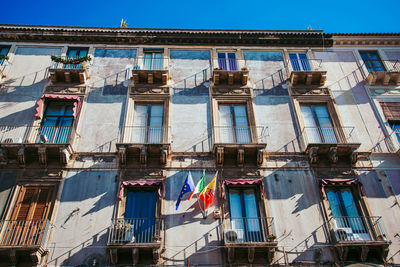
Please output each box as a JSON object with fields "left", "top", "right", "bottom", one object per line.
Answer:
{"left": 380, "top": 102, "right": 400, "bottom": 122}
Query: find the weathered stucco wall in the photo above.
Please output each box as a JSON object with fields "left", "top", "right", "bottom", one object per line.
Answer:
{"left": 47, "top": 170, "right": 118, "bottom": 267}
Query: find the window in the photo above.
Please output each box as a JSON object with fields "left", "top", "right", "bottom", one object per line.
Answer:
{"left": 40, "top": 101, "right": 74, "bottom": 143}
{"left": 2, "top": 186, "right": 53, "bottom": 246}
{"left": 228, "top": 188, "right": 262, "bottom": 242}
{"left": 300, "top": 104, "right": 337, "bottom": 143}
{"left": 0, "top": 46, "right": 10, "bottom": 65}
{"left": 218, "top": 52, "right": 237, "bottom": 71}
{"left": 326, "top": 188, "right": 370, "bottom": 241}
{"left": 132, "top": 103, "right": 164, "bottom": 143}
{"left": 65, "top": 47, "right": 88, "bottom": 69}
{"left": 143, "top": 51, "right": 163, "bottom": 70}
{"left": 218, "top": 104, "right": 251, "bottom": 144}
{"left": 124, "top": 189, "right": 157, "bottom": 243}
{"left": 360, "top": 51, "right": 386, "bottom": 72}
{"left": 379, "top": 102, "right": 400, "bottom": 142}
{"left": 289, "top": 53, "right": 311, "bottom": 71}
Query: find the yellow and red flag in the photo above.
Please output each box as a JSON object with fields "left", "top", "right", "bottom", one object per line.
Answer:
{"left": 198, "top": 171, "right": 218, "bottom": 210}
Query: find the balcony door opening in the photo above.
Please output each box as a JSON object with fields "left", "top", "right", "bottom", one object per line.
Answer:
{"left": 289, "top": 53, "right": 311, "bottom": 71}
{"left": 300, "top": 104, "right": 337, "bottom": 144}
{"left": 218, "top": 104, "right": 251, "bottom": 144}
{"left": 360, "top": 51, "right": 386, "bottom": 72}
{"left": 228, "top": 188, "right": 262, "bottom": 242}
{"left": 143, "top": 51, "right": 163, "bottom": 70}
{"left": 40, "top": 101, "right": 74, "bottom": 144}
{"left": 131, "top": 103, "right": 164, "bottom": 144}
{"left": 65, "top": 47, "right": 88, "bottom": 69}
{"left": 218, "top": 52, "right": 237, "bottom": 71}
{"left": 326, "top": 188, "right": 370, "bottom": 241}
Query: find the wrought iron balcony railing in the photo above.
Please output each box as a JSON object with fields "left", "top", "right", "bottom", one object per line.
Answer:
{"left": 133, "top": 56, "right": 169, "bottom": 71}
{"left": 301, "top": 126, "right": 359, "bottom": 146}
{"left": 362, "top": 60, "right": 400, "bottom": 73}
{"left": 223, "top": 217, "right": 276, "bottom": 244}
{"left": 327, "top": 216, "right": 388, "bottom": 243}
{"left": 118, "top": 126, "right": 169, "bottom": 144}
{"left": 0, "top": 125, "right": 74, "bottom": 144}
{"left": 108, "top": 218, "right": 163, "bottom": 244}
{"left": 213, "top": 126, "right": 268, "bottom": 145}
{"left": 50, "top": 56, "right": 91, "bottom": 70}
{"left": 287, "top": 58, "right": 324, "bottom": 72}
{"left": 0, "top": 219, "right": 51, "bottom": 247}
{"left": 212, "top": 58, "right": 247, "bottom": 71}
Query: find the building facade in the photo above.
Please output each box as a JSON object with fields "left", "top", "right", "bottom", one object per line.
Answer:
{"left": 0, "top": 25, "right": 399, "bottom": 266}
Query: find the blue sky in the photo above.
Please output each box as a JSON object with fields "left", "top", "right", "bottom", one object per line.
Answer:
{"left": 1, "top": 0, "right": 399, "bottom": 33}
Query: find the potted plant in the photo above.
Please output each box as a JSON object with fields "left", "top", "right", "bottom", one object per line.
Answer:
{"left": 266, "top": 234, "right": 277, "bottom": 242}
{"left": 152, "top": 234, "right": 162, "bottom": 243}
{"left": 114, "top": 221, "right": 134, "bottom": 243}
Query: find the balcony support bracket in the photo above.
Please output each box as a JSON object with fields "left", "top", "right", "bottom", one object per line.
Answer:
{"left": 267, "top": 247, "right": 276, "bottom": 264}
{"left": 8, "top": 249, "right": 16, "bottom": 265}
{"left": 361, "top": 246, "right": 369, "bottom": 262}
{"left": 237, "top": 148, "right": 244, "bottom": 167}
{"left": 216, "top": 146, "right": 224, "bottom": 166}
{"left": 118, "top": 147, "right": 126, "bottom": 165}
{"left": 59, "top": 146, "right": 70, "bottom": 165}
{"left": 30, "top": 249, "right": 42, "bottom": 265}
{"left": 351, "top": 149, "right": 359, "bottom": 164}
{"left": 109, "top": 248, "right": 118, "bottom": 265}
{"left": 38, "top": 146, "right": 47, "bottom": 166}
{"left": 132, "top": 247, "right": 139, "bottom": 264}
{"left": 308, "top": 147, "right": 318, "bottom": 164}
{"left": 329, "top": 147, "right": 338, "bottom": 164}
{"left": 64, "top": 72, "right": 71, "bottom": 83}
{"left": 160, "top": 148, "right": 168, "bottom": 165}
{"left": 248, "top": 247, "right": 255, "bottom": 263}
{"left": 153, "top": 247, "right": 160, "bottom": 264}
{"left": 257, "top": 148, "right": 264, "bottom": 166}
{"left": 18, "top": 147, "right": 25, "bottom": 166}
{"left": 227, "top": 247, "right": 235, "bottom": 263}
{"left": 0, "top": 148, "right": 8, "bottom": 165}
{"left": 335, "top": 246, "right": 349, "bottom": 261}
{"left": 140, "top": 147, "right": 147, "bottom": 165}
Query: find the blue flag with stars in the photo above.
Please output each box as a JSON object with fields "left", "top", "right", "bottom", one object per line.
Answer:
{"left": 176, "top": 172, "right": 195, "bottom": 210}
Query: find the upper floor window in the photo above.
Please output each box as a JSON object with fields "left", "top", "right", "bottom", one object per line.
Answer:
{"left": 132, "top": 103, "right": 164, "bottom": 143}
{"left": 379, "top": 102, "right": 400, "bottom": 142}
{"left": 289, "top": 53, "right": 311, "bottom": 71}
{"left": 300, "top": 104, "right": 337, "bottom": 143}
{"left": 40, "top": 101, "right": 74, "bottom": 143}
{"left": 218, "top": 104, "right": 250, "bottom": 144}
{"left": 143, "top": 50, "right": 163, "bottom": 70}
{"left": 360, "top": 51, "right": 386, "bottom": 72}
{"left": 0, "top": 46, "right": 10, "bottom": 65}
{"left": 65, "top": 47, "right": 88, "bottom": 69}
{"left": 228, "top": 187, "right": 262, "bottom": 242}
{"left": 218, "top": 52, "right": 237, "bottom": 71}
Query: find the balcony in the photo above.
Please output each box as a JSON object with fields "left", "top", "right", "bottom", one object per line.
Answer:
{"left": 0, "top": 125, "right": 75, "bottom": 166}
{"left": 362, "top": 60, "right": 400, "bottom": 86}
{"left": 108, "top": 218, "right": 163, "bottom": 265}
{"left": 327, "top": 216, "right": 390, "bottom": 262}
{"left": 116, "top": 126, "right": 170, "bottom": 165}
{"left": 0, "top": 61, "right": 7, "bottom": 82}
{"left": 212, "top": 126, "right": 267, "bottom": 167}
{"left": 287, "top": 59, "right": 327, "bottom": 86}
{"left": 301, "top": 126, "right": 361, "bottom": 164}
{"left": 222, "top": 217, "right": 277, "bottom": 264}
{"left": 212, "top": 58, "right": 249, "bottom": 86}
{"left": 49, "top": 56, "right": 91, "bottom": 84}
{"left": 131, "top": 57, "right": 169, "bottom": 85}
{"left": 0, "top": 219, "right": 52, "bottom": 265}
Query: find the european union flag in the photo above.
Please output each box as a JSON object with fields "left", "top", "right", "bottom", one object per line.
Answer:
{"left": 176, "top": 172, "right": 195, "bottom": 210}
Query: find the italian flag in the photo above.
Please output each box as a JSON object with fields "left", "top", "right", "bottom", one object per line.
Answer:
{"left": 188, "top": 171, "right": 205, "bottom": 200}
{"left": 198, "top": 171, "right": 218, "bottom": 210}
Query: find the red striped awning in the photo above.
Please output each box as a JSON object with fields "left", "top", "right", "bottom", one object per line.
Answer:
{"left": 119, "top": 180, "right": 163, "bottom": 199}
{"left": 34, "top": 94, "right": 82, "bottom": 119}
{"left": 320, "top": 178, "right": 365, "bottom": 198}
{"left": 222, "top": 178, "right": 265, "bottom": 199}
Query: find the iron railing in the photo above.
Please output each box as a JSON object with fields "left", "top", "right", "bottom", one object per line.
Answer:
{"left": 133, "top": 56, "right": 169, "bottom": 71}
{"left": 0, "top": 125, "right": 74, "bottom": 144}
{"left": 213, "top": 126, "right": 268, "bottom": 144}
{"left": 118, "top": 126, "right": 168, "bottom": 144}
{"left": 301, "top": 126, "right": 358, "bottom": 146}
{"left": 0, "top": 219, "right": 51, "bottom": 247}
{"left": 327, "top": 216, "right": 388, "bottom": 243}
{"left": 223, "top": 217, "right": 276, "bottom": 243}
{"left": 50, "top": 56, "right": 90, "bottom": 70}
{"left": 287, "top": 58, "right": 323, "bottom": 73}
{"left": 108, "top": 218, "right": 163, "bottom": 244}
{"left": 362, "top": 59, "right": 400, "bottom": 73}
{"left": 212, "top": 58, "right": 247, "bottom": 71}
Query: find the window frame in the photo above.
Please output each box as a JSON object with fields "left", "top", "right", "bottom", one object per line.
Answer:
{"left": 0, "top": 45, "right": 11, "bottom": 66}
{"left": 359, "top": 50, "right": 386, "bottom": 72}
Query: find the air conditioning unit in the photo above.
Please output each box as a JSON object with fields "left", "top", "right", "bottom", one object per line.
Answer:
{"left": 224, "top": 229, "right": 244, "bottom": 243}
{"left": 335, "top": 227, "right": 353, "bottom": 241}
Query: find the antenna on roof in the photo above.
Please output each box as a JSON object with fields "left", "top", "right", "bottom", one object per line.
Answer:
{"left": 308, "top": 25, "right": 313, "bottom": 31}
{"left": 120, "top": 19, "right": 128, "bottom": 28}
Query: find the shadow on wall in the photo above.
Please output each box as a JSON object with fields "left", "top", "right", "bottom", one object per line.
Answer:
{"left": 253, "top": 68, "right": 288, "bottom": 97}
{"left": 48, "top": 227, "right": 109, "bottom": 267}
{"left": 172, "top": 67, "right": 212, "bottom": 94}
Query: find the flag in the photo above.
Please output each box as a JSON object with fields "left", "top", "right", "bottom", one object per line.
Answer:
{"left": 199, "top": 171, "right": 218, "bottom": 210}
{"left": 175, "top": 172, "right": 195, "bottom": 210}
{"left": 188, "top": 171, "right": 205, "bottom": 200}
